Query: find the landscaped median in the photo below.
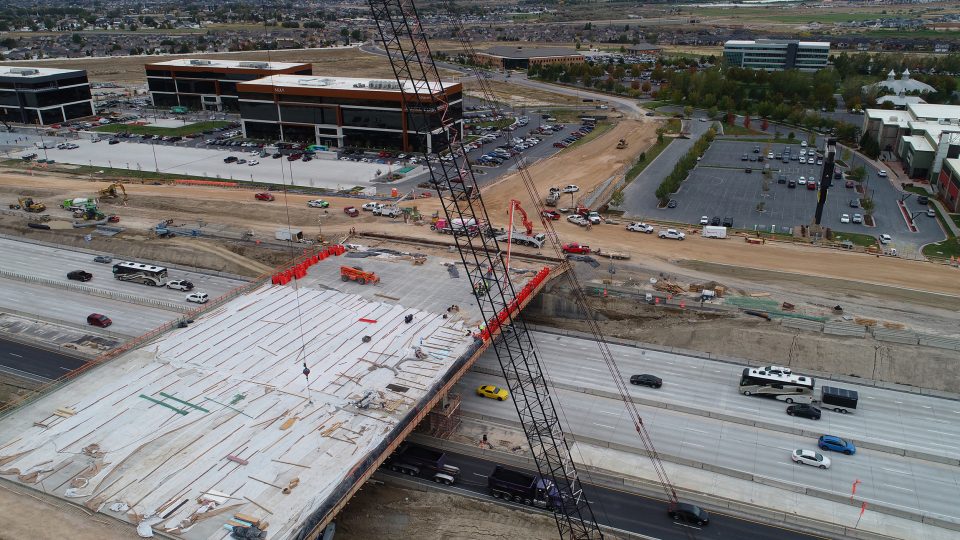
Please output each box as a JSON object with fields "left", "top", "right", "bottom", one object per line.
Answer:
{"left": 655, "top": 128, "right": 716, "bottom": 205}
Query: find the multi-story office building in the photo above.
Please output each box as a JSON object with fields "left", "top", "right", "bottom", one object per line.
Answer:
{"left": 723, "top": 40, "right": 830, "bottom": 72}
{"left": 0, "top": 66, "right": 94, "bottom": 125}
{"left": 144, "top": 59, "right": 312, "bottom": 112}
{"left": 236, "top": 75, "right": 463, "bottom": 153}
{"left": 473, "top": 46, "right": 585, "bottom": 70}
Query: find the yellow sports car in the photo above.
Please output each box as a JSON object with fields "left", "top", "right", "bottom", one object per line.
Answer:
{"left": 476, "top": 385, "right": 509, "bottom": 401}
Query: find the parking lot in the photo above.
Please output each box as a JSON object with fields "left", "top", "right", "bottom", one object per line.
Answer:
{"left": 627, "top": 138, "right": 946, "bottom": 251}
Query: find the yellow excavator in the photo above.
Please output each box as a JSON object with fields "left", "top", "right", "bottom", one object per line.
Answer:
{"left": 616, "top": 138, "right": 628, "bottom": 149}
{"left": 98, "top": 182, "right": 128, "bottom": 203}
{"left": 10, "top": 197, "right": 46, "bottom": 212}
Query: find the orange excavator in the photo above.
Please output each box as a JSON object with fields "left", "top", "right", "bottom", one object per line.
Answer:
{"left": 508, "top": 199, "right": 534, "bottom": 236}
{"left": 498, "top": 200, "right": 547, "bottom": 276}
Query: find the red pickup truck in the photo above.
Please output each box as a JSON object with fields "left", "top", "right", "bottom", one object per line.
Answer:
{"left": 562, "top": 242, "right": 591, "bottom": 254}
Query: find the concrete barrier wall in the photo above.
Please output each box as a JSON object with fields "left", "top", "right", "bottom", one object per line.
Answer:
{"left": 823, "top": 322, "right": 867, "bottom": 337}
{"left": 871, "top": 327, "right": 920, "bottom": 345}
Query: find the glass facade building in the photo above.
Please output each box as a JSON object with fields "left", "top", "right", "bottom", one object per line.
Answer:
{"left": 0, "top": 66, "right": 94, "bottom": 125}
{"left": 723, "top": 40, "right": 830, "bottom": 72}
{"left": 144, "top": 59, "right": 312, "bottom": 112}
{"left": 236, "top": 75, "right": 463, "bottom": 153}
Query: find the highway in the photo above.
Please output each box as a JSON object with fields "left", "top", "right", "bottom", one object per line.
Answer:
{"left": 378, "top": 447, "right": 821, "bottom": 540}
{"left": 452, "top": 331, "right": 960, "bottom": 522}
{"left": 0, "top": 338, "right": 87, "bottom": 380}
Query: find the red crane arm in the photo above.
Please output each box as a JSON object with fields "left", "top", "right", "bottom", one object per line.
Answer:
{"left": 509, "top": 199, "right": 533, "bottom": 236}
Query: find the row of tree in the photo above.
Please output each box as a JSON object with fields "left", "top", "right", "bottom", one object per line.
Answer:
{"left": 655, "top": 128, "right": 716, "bottom": 204}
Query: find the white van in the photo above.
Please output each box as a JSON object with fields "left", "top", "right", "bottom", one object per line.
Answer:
{"left": 702, "top": 226, "right": 727, "bottom": 239}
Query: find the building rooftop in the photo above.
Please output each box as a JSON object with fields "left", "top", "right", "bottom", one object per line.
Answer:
{"left": 146, "top": 58, "right": 310, "bottom": 71}
{"left": 945, "top": 157, "right": 960, "bottom": 177}
{"left": 239, "top": 74, "right": 456, "bottom": 94}
{"left": 483, "top": 46, "right": 582, "bottom": 59}
{"left": 876, "top": 94, "right": 927, "bottom": 108}
{"left": 0, "top": 65, "right": 86, "bottom": 78}
{"left": 901, "top": 134, "right": 935, "bottom": 153}
{"left": 865, "top": 108, "right": 913, "bottom": 127}
{"left": 908, "top": 102, "right": 960, "bottom": 121}
{"left": 724, "top": 39, "right": 830, "bottom": 47}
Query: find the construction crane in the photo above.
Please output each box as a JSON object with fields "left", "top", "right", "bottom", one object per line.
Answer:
{"left": 447, "top": 16, "right": 681, "bottom": 511}
{"left": 503, "top": 199, "right": 538, "bottom": 274}
{"left": 508, "top": 199, "right": 534, "bottom": 236}
{"left": 366, "top": 1, "right": 601, "bottom": 538}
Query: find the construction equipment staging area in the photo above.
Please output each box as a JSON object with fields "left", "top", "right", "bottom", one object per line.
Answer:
{"left": 0, "top": 247, "right": 552, "bottom": 540}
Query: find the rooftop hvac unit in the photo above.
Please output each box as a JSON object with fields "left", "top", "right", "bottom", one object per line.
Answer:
{"left": 297, "top": 78, "right": 335, "bottom": 87}
{"left": 9, "top": 68, "right": 40, "bottom": 76}
{"left": 189, "top": 59, "right": 212, "bottom": 66}
{"left": 368, "top": 80, "right": 402, "bottom": 90}
{"left": 238, "top": 61, "right": 270, "bottom": 69}
{"left": 353, "top": 83, "right": 367, "bottom": 88}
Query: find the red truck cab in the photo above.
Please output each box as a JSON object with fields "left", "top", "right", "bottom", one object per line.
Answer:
{"left": 562, "top": 242, "right": 590, "bottom": 254}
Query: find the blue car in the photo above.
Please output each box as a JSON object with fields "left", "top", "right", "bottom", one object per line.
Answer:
{"left": 818, "top": 434, "right": 856, "bottom": 455}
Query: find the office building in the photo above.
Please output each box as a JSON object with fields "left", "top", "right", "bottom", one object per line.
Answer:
{"left": 0, "top": 66, "right": 94, "bottom": 125}
{"left": 723, "top": 40, "right": 830, "bottom": 72}
{"left": 236, "top": 75, "right": 463, "bottom": 153}
{"left": 145, "top": 59, "right": 312, "bottom": 112}
{"left": 473, "top": 46, "right": 585, "bottom": 70}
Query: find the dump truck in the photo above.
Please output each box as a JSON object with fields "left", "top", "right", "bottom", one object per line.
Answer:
{"left": 820, "top": 386, "right": 858, "bottom": 414}
{"left": 340, "top": 266, "right": 379, "bottom": 285}
{"left": 488, "top": 465, "right": 561, "bottom": 509}
{"left": 386, "top": 444, "right": 460, "bottom": 485}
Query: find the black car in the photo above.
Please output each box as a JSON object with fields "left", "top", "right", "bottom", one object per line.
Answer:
{"left": 223, "top": 156, "right": 238, "bottom": 163}
{"left": 67, "top": 270, "right": 93, "bottom": 282}
{"left": 629, "top": 374, "right": 662, "bottom": 388}
{"left": 788, "top": 180, "right": 797, "bottom": 188}
{"left": 722, "top": 217, "right": 733, "bottom": 227}
{"left": 786, "top": 403, "right": 821, "bottom": 420}
{"left": 916, "top": 195, "right": 929, "bottom": 205}
{"left": 272, "top": 152, "right": 282, "bottom": 159}
{"left": 668, "top": 502, "right": 709, "bottom": 526}
{"left": 710, "top": 216, "right": 721, "bottom": 226}
{"left": 667, "top": 199, "right": 678, "bottom": 208}
{"left": 849, "top": 199, "right": 860, "bottom": 208}
{"left": 741, "top": 154, "right": 748, "bottom": 161}
{"left": 745, "top": 167, "right": 752, "bottom": 173}
{"left": 777, "top": 174, "right": 787, "bottom": 184}
{"left": 108, "top": 138, "right": 120, "bottom": 145}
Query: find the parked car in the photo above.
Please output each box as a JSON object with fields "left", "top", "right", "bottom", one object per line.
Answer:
{"left": 658, "top": 229, "right": 685, "bottom": 240}
{"left": 788, "top": 180, "right": 797, "bottom": 189}
{"left": 626, "top": 222, "right": 654, "bottom": 233}
{"left": 562, "top": 184, "right": 579, "bottom": 193}
{"left": 666, "top": 199, "right": 678, "bottom": 208}
{"left": 722, "top": 217, "right": 733, "bottom": 227}
{"left": 308, "top": 199, "right": 330, "bottom": 208}
{"left": 840, "top": 214, "right": 850, "bottom": 224}
{"left": 791, "top": 449, "right": 832, "bottom": 469}
{"left": 344, "top": 206, "right": 359, "bottom": 217}
{"left": 86, "top": 313, "right": 112, "bottom": 328}
{"left": 668, "top": 502, "right": 709, "bottom": 526}
{"left": 166, "top": 280, "right": 194, "bottom": 291}
{"left": 541, "top": 210, "right": 560, "bottom": 220}
{"left": 476, "top": 385, "right": 508, "bottom": 401}
{"left": 361, "top": 202, "right": 379, "bottom": 212}
{"left": 67, "top": 270, "right": 93, "bottom": 282}
{"left": 186, "top": 292, "right": 209, "bottom": 304}
{"left": 786, "top": 403, "right": 822, "bottom": 420}
{"left": 699, "top": 216, "right": 709, "bottom": 225}
{"left": 877, "top": 169, "right": 887, "bottom": 177}
{"left": 710, "top": 216, "right": 721, "bottom": 226}
{"left": 845, "top": 180, "right": 855, "bottom": 188}
{"left": 562, "top": 242, "right": 591, "bottom": 254}
{"left": 852, "top": 213, "right": 863, "bottom": 224}
{"left": 798, "top": 177, "right": 807, "bottom": 185}
{"left": 223, "top": 156, "right": 238, "bottom": 163}
{"left": 916, "top": 195, "right": 929, "bottom": 205}
{"left": 567, "top": 214, "right": 587, "bottom": 226}
{"left": 254, "top": 192, "right": 275, "bottom": 201}
{"left": 849, "top": 199, "right": 860, "bottom": 208}
{"left": 629, "top": 374, "right": 662, "bottom": 388}
{"left": 247, "top": 159, "right": 259, "bottom": 166}
{"left": 93, "top": 255, "right": 113, "bottom": 264}
{"left": 879, "top": 234, "right": 892, "bottom": 244}
{"left": 818, "top": 435, "right": 856, "bottom": 455}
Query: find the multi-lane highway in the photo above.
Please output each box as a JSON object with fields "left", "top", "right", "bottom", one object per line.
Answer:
{"left": 453, "top": 330, "right": 960, "bottom": 522}
{"left": 0, "top": 338, "right": 87, "bottom": 380}
{"left": 378, "top": 448, "right": 821, "bottom": 540}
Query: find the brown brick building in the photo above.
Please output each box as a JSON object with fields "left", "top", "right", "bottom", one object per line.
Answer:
{"left": 473, "top": 46, "right": 585, "bottom": 70}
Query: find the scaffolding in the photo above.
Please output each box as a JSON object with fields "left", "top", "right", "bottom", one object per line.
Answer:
{"left": 419, "top": 392, "right": 462, "bottom": 438}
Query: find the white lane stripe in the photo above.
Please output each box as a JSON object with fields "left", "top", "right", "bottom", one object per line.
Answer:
{"left": 881, "top": 468, "right": 910, "bottom": 475}
{"left": 884, "top": 484, "right": 914, "bottom": 492}
{"left": 593, "top": 423, "right": 615, "bottom": 429}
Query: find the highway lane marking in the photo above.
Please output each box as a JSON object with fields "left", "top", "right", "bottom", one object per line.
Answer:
{"left": 922, "top": 405, "right": 932, "bottom": 409}
{"left": 682, "top": 427, "right": 707, "bottom": 434}
{"left": 926, "top": 429, "right": 954, "bottom": 435}
{"left": 884, "top": 484, "right": 914, "bottom": 493}
{"left": 593, "top": 423, "right": 615, "bottom": 430}
{"left": 685, "top": 443, "right": 706, "bottom": 448}
{"left": 8, "top": 353, "right": 22, "bottom": 357}
{"left": 599, "top": 411, "right": 621, "bottom": 416}
{"left": 881, "top": 467, "right": 910, "bottom": 475}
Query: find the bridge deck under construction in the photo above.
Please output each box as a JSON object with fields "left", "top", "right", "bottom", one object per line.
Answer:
{"left": 0, "top": 243, "right": 555, "bottom": 540}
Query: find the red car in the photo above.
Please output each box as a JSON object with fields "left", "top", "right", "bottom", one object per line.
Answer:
{"left": 344, "top": 206, "right": 359, "bottom": 217}
{"left": 845, "top": 180, "right": 855, "bottom": 188}
{"left": 255, "top": 192, "right": 275, "bottom": 201}
{"left": 541, "top": 210, "right": 560, "bottom": 220}
{"left": 806, "top": 182, "right": 816, "bottom": 190}
{"left": 287, "top": 153, "right": 302, "bottom": 161}
{"left": 87, "top": 313, "right": 112, "bottom": 328}
{"left": 553, "top": 142, "right": 568, "bottom": 148}
{"left": 562, "top": 242, "right": 590, "bottom": 254}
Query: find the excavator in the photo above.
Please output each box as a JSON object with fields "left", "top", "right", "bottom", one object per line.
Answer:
{"left": 10, "top": 197, "right": 46, "bottom": 213}
{"left": 616, "top": 138, "right": 628, "bottom": 149}
{"left": 98, "top": 182, "right": 128, "bottom": 203}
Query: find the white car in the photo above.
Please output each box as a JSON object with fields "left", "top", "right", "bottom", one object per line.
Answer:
{"left": 567, "top": 214, "right": 586, "bottom": 226}
{"left": 307, "top": 199, "right": 329, "bottom": 208}
{"left": 562, "top": 185, "right": 580, "bottom": 193}
{"left": 879, "top": 234, "right": 892, "bottom": 244}
{"left": 626, "top": 222, "right": 654, "bottom": 233}
{"left": 699, "top": 216, "right": 709, "bottom": 225}
{"left": 877, "top": 169, "right": 887, "bottom": 177}
{"left": 767, "top": 152, "right": 774, "bottom": 159}
{"left": 840, "top": 214, "right": 850, "bottom": 224}
{"left": 801, "top": 141, "right": 808, "bottom": 147}
{"left": 799, "top": 157, "right": 806, "bottom": 164}
{"left": 816, "top": 159, "right": 823, "bottom": 166}
{"left": 165, "top": 279, "right": 194, "bottom": 291}
{"left": 852, "top": 213, "right": 863, "bottom": 224}
{"left": 361, "top": 202, "right": 379, "bottom": 211}
{"left": 247, "top": 160, "right": 259, "bottom": 166}
{"left": 186, "top": 292, "right": 209, "bottom": 304}
{"left": 658, "top": 229, "right": 685, "bottom": 240}
{"left": 791, "top": 449, "right": 831, "bottom": 469}
{"left": 798, "top": 177, "right": 807, "bottom": 185}
{"left": 586, "top": 212, "right": 602, "bottom": 224}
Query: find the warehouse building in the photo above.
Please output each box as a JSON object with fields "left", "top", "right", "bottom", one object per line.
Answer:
{"left": 236, "top": 75, "right": 463, "bottom": 153}
{"left": 145, "top": 59, "right": 312, "bottom": 112}
{"left": 473, "top": 46, "right": 585, "bottom": 70}
{"left": 723, "top": 40, "right": 830, "bottom": 72}
{"left": 0, "top": 66, "right": 94, "bottom": 125}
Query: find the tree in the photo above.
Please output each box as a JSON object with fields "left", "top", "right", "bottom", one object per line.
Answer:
{"left": 726, "top": 112, "right": 734, "bottom": 125}
{"left": 707, "top": 106, "right": 718, "bottom": 119}
{"left": 848, "top": 165, "right": 867, "bottom": 182}
{"left": 72, "top": 33, "right": 83, "bottom": 45}
{"left": 743, "top": 115, "right": 751, "bottom": 129}
{"left": 641, "top": 81, "right": 651, "bottom": 93}
{"left": 683, "top": 105, "right": 693, "bottom": 118}
{"left": 351, "top": 29, "right": 363, "bottom": 42}
{"left": 761, "top": 118, "right": 769, "bottom": 131}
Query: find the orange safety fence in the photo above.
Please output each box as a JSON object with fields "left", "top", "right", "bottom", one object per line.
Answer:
{"left": 174, "top": 179, "right": 239, "bottom": 187}
{"left": 271, "top": 244, "right": 346, "bottom": 285}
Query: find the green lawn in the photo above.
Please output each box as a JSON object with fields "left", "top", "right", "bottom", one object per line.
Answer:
{"left": 952, "top": 214, "right": 960, "bottom": 229}
{"left": 720, "top": 123, "right": 767, "bottom": 136}
{"left": 664, "top": 118, "right": 682, "bottom": 134}
{"left": 923, "top": 237, "right": 960, "bottom": 259}
{"left": 831, "top": 231, "right": 879, "bottom": 247}
{"left": 902, "top": 184, "right": 930, "bottom": 197}
{"left": 93, "top": 120, "right": 231, "bottom": 137}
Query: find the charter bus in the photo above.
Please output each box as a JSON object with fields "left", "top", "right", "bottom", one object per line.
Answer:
{"left": 739, "top": 365, "right": 815, "bottom": 403}
{"left": 112, "top": 261, "right": 168, "bottom": 286}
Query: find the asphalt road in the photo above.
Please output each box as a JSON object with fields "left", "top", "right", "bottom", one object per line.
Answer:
{"left": 453, "top": 331, "right": 960, "bottom": 522}
{"left": 0, "top": 338, "right": 87, "bottom": 380}
{"left": 379, "top": 447, "right": 820, "bottom": 540}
